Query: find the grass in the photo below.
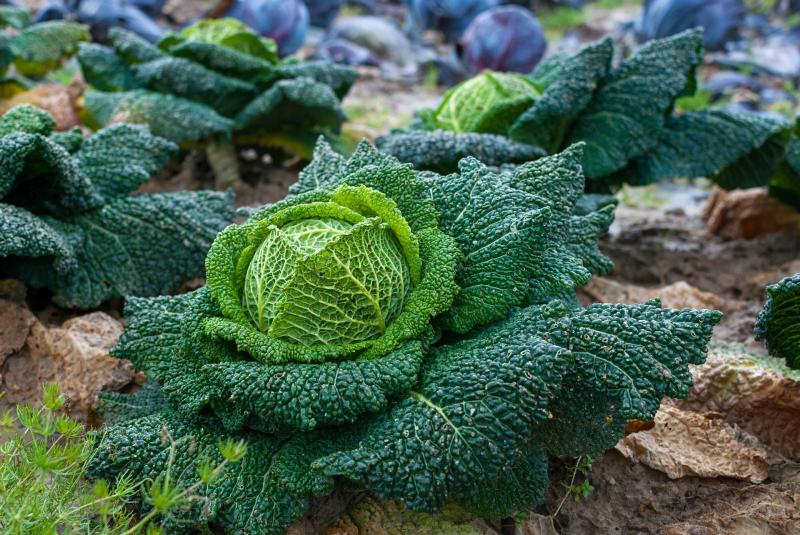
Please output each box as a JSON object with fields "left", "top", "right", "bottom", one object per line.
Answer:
{"left": 0, "top": 384, "right": 248, "bottom": 534}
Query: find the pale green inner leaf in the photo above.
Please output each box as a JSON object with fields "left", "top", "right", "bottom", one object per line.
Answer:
{"left": 269, "top": 219, "right": 411, "bottom": 346}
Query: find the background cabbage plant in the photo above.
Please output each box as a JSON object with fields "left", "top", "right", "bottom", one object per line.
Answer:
{"left": 377, "top": 29, "right": 796, "bottom": 198}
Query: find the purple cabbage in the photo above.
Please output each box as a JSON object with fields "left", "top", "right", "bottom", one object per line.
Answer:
{"left": 304, "top": 0, "right": 343, "bottom": 28}
{"left": 225, "top": 0, "right": 309, "bottom": 56}
{"left": 635, "top": 0, "right": 747, "bottom": 51}
{"left": 32, "top": 0, "right": 166, "bottom": 42}
{"left": 407, "top": 0, "right": 499, "bottom": 41}
{"left": 458, "top": 5, "right": 547, "bottom": 74}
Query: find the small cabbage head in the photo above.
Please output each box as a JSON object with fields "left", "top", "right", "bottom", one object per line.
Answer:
{"left": 160, "top": 17, "right": 278, "bottom": 62}
{"left": 241, "top": 187, "right": 418, "bottom": 345}
{"left": 433, "top": 70, "right": 541, "bottom": 134}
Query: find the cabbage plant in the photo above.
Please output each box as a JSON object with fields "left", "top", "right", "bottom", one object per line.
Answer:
{"left": 1, "top": 6, "right": 88, "bottom": 95}
{"left": 378, "top": 29, "right": 794, "bottom": 193}
{"left": 76, "top": 18, "right": 356, "bottom": 183}
{"left": 88, "top": 138, "right": 721, "bottom": 533}
{"left": 756, "top": 273, "right": 800, "bottom": 370}
{"left": 0, "top": 105, "right": 233, "bottom": 308}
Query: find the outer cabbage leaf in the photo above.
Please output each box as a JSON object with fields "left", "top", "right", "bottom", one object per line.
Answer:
{"left": 0, "top": 118, "right": 101, "bottom": 214}
{"left": 566, "top": 29, "right": 703, "bottom": 180}
{"left": 234, "top": 77, "right": 345, "bottom": 134}
{"left": 315, "top": 312, "right": 571, "bottom": 514}
{"left": 166, "top": 40, "right": 274, "bottom": 81}
{"left": 95, "top": 381, "right": 167, "bottom": 424}
{"left": 86, "top": 409, "right": 310, "bottom": 534}
{"left": 266, "top": 61, "right": 358, "bottom": 99}
{"left": 769, "top": 134, "right": 800, "bottom": 210}
{"left": 509, "top": 38, "right": 613, "bottom": 152}
{"left": 10, "top": 21, "right": 89, "bottom": 77}
{"left": 81, "top": 27, "right": 355, "bottom": 159}
{"left": 108, "top": 27, "right": 166, "bottom": 64}
{"left": 2, "top": 191, "right": 235, "bottom": 309}
{"left": 0, "top": 6, "right": 30, "bottom": 30}
{"left": 317, "top": 298, "right": 720, "bottom": 515}
{"left": 614, "top": 109, "right": 792, "bottom": 188}
{"left": 77, "top": 43, "right": 141, "bottom": 92}
{"left": 375, "top": 130, "right": 545, "bottom": 174}
{"left": 755, "top": 273, "right": 800, "bottom": 369}
{"left": 83, "top": 90, "right": 234, "bottom": 143}
{"left": 72, "top": 123, "right": 177, "bottom": 200}
{"left": 132, "top": 57, "right": 257, "bottom": 117}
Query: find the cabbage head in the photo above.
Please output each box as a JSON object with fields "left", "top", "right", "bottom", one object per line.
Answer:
{"left": 433, "top": 70, "right": 540, "bottom": 134}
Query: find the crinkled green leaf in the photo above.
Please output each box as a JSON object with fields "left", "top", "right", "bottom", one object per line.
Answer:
{"left": 458, "top": 446, "right": 548, "bottom": 519}
{"left": 0, "top": 6, "right": 30, "bottom": 30}
{"left": 77, "top": 42, "right": 141, "bottom": 92}
{"left": 616, "top": 109, "right": 792, "bottom": 188}
{"left": 755, "top": 272, "right": 800, "bottom": 369}
{"left": 509, "top": 38, "right": 613, "bottom": 152}
{"left": 108, "top": 27, "right": 166, "bottom": 64}
{"left": 3, "top": 191, "right": 234, "bottom": 309}
{"left": 504, "top": 144, "right": 614, "bottom": 302}
{"left": 86, "top": 409, "right": 309, "bottom": 534}
{"left": 375, "top": 130, "right": 545, "bottom": 174}
{"left": 203, "top": 339, "right": 427, "bottom": 433}
{"left": 133, "top": 57, "right": 257, "bottom": 117}
{"left": 83, "top": 89, "right": 234, "bottom": 143}
{"left": 73, "top": 124, "right": 177, "bottom": 200}
{"left": 315, "top": 312, "right": 570, "bottom": 513}
{"left": 0, "top": 203, "right": 75, "bottom": 275}
{"left": 769, "top": 134, "right": 800, "bottom": 210}
{"left": 0, "top": 103, "right": 55, "bottom": 136}
{"left": 235, "top": 77, "right": 344, "bottom": 132}
{"left": 95, "top": 381, "right": 167, "bottom": 424}
{"left": 267, "top": 61, "right": 357, "bottom": 99}
{"left": 50, "top": 127, "right": 84, "bottom": 153}
{"left": 11, "top": 21, "right": 89, "bottom": 77}
{"left": 567, "top": 29, "right": 703, "bottom": 180}
{"left": 166, "top": 40, "right": 274, "bottom": 81}
{"left": 526, "top": 300, "right": 722, "bottom": 420}
{"left": 424, "top": 157, "right": 550, "bottom": 333}
{"left": 0, "top": 129, "right": 100, "bottom": 214}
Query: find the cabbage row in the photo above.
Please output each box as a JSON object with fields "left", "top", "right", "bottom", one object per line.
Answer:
{"left": 78, "top": 19, "right": 357, "bottom": 161}
{"left": 377, "top": 29, "right": 796, "bottom": 198}
{"left": 88, "top": 139, "right": 721, "bottom": 533}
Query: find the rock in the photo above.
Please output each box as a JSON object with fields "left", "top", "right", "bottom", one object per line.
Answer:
{"left": 616, "top": 405, "right": 769, "bottom": 483}
{"left": 0, "top": 298, "right": 35, "bottom": 367}
{"left": 580, "top": 278, "right": 733, "bottom": 311}
{"left": 551, "top": 449, "right": 800, "bottom": 534}
{"left": 673, "top": 344, "right": 800, "bottom": 459}
{"left": 517, "top": 514, "right": 559, "bottom": 535}
{"left": 0, "top": 312, "right": 138, "bottom": 421}
{"left": 703, "top": 187, "right": 800, "bottom": 240}
{"left": 329, "top": 16, "right": 415, "bottom": 68}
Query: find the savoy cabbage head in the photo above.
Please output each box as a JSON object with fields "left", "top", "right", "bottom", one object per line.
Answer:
{"left": 89, "top": 138, "right": 722, "bottom": 533}
{"left": 378, "top": 29, "right": 794, "bottom": 194}
{"left": 756, "top": 272, "right": 800, "bottom": 370}
{"left": 0, "top": 104, "right": 234, "bottom": 309}
{"left": 77, "top": 18, "right": 357, "bottom": 162}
